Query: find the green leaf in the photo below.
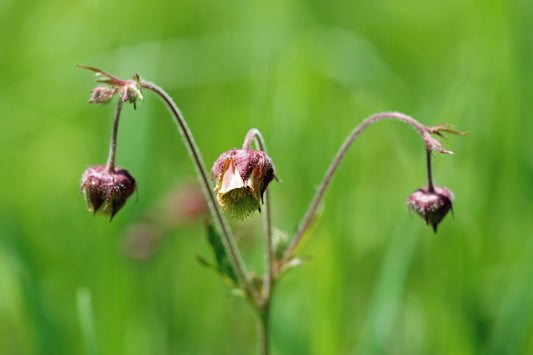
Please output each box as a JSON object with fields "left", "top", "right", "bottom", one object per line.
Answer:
{"left": 196, "top": 222, "right": 238, "bottom": 287}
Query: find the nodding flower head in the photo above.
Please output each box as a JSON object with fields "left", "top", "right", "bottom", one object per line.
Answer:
{"left": 81, "top": 165, "right": 136, "bottom": 220}
{"left": 407, "top": 186, "right": 454, "bottom": 232}
{"left": 212, "top": 149, "right": 277, "bottom": 220}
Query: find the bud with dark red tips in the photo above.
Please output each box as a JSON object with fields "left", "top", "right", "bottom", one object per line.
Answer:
{"left": 81, "top": 165, "right": 137, "bottom": 220}
{"left": 407, "top": 186, "right": 454, "bottom": 232}
{"left": 212, "top": 149, "right": 277, "bottom": 220}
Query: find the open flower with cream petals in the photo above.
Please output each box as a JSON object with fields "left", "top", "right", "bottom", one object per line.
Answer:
{"left": 212, "top": 149, "right": 277, "bottom": 220}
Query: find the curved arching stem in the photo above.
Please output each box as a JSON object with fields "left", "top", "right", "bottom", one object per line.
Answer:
{"left": 140, "top": 80, "right": 258, "bottom": 301}
{"left": 279, "top": 111, "right": 451, "bottom": 267}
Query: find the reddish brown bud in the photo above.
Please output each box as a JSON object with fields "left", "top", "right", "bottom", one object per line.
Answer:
{"left": 407, "top": 186, "right": 454, "bottom": 232}
{"left": 212, "top": 149, "right": 277, "bottom": 220}
{"left": 81, "top": 165, "right": 136, "bottom": 220}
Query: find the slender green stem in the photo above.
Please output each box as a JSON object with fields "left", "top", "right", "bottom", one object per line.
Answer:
{"left": 242, "top": 128, "right": 273, "bottom": 303}
{"left": 244, "top": 129, "right": 274, "bottom": 355}
{"left": 280, "top": 112, "right": 440, "bottom": 266}
{"left": 140, "top": 80, "right": 257, "bottom": 300}
{"left": 257, "top": 306, "right": 270, "bottom": 355}
{"left": 426, "top": 149, "right": 435, "bottom": 192}
{"left": 105, "top": 99, "right": 123, "bottom": 173}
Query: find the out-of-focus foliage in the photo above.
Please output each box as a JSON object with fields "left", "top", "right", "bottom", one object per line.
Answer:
{"left": 1, "top": 0, "right": 532, "bottom": 354}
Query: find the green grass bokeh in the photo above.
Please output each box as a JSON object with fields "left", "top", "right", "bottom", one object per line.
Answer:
{"left": 1, "top": 0, "right": 532, "bottom": 354}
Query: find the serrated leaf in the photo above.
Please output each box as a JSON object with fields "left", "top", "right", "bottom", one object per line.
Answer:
{"left": 202, "top": 222, "right": 239, "bottom": 286}
{"left": 196, "top": 254, "right": 239, "bottom": 287}
{"left": 195, "top": 254, "right": 217, "bottom": 270}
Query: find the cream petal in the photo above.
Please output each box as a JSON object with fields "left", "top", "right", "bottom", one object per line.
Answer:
{"left": 218, "top": 159, "right": 245, "bottom": 194}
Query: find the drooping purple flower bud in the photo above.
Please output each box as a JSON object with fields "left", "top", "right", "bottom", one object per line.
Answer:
{"left": 212, "top": 149, "right": 277, "bottom": 220}
{"left": 407, "top": 186, "right": 454, "bottom": 232}
{"left": 81, "top": 165, "right": 136, "bottom": 220}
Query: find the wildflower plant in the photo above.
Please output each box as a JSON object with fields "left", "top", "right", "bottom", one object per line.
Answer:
{"left": 77, "top": 64, "right": 466, "bottom": 354}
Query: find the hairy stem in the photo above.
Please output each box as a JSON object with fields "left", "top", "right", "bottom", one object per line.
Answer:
{"left": 257, "top": 306, "right": 270, "bottom": 355}
{"left": 105, "top": 99, "right": 124, "bottom": 173}
{"left": 426, "top": 149, "right": 435, "bottom": 192}
{"left": 280, "top": 111, "right": 441, "bottom": 266}
{"left": 140, "top": 80, "right": 257, "bottom": 300}
{"left": 242, "top": 129, "right": 258, "bottom": 150}
{"left": 243, "top": 128, "right": 274, "bottom": 303}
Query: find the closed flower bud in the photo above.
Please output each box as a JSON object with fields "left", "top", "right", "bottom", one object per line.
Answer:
{"left": 407, "top": 186, "right": 454, "bottom": 232}
{"left": 81, "top": 165, "right": 136, "bottom": 220}
{"left": 212, "top": 149, "right": 277, "bottom": 220}
{"left": 118, "top": 82, "right": 143, "bottom": 109}
{"left": 89, "top": 85, "right": 117, "bottom": 104}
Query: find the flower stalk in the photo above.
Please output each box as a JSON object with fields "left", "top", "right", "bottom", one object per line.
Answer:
{"left": 105, "top": 99, "right": 123, "bottom": 173}
{"left": 278, "top": 112, "right": 458, "bottom": 267}
{"left": 242, "top": 128, "right": 274, "bottom": 304}
{"left": 139, "top": 80, "right": 258, "bottom": 300}
{"left": 80, "top": 92, "right": 136, "bottom": 220}
{"left": 78, "top": 65, "right": 465, "bottom": 355}
{"left": 257, "top": 306, "right": 270, "bottom": 355}
{"left": 407, "top": 148, "right": 455, "bottom": 232}
{"left": 426, "top": 148, "right": 435, "bottom": 193}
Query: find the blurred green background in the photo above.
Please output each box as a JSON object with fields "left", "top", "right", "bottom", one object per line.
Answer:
{"left": 1, "top": 0, "right": 533, "bottom": 354}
